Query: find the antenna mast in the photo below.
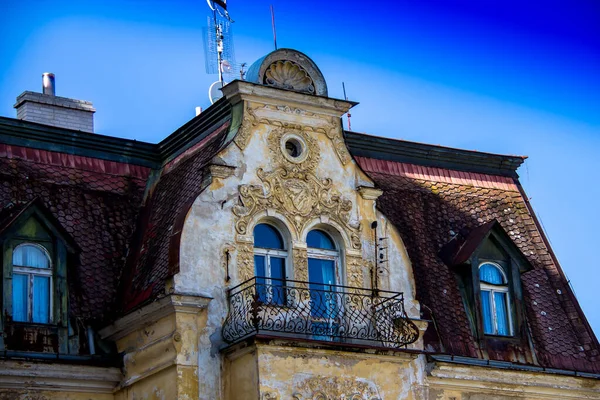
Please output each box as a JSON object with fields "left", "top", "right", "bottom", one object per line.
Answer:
{"left": 342, "top": 82, "right": 352, "bottom": 131}
{"left": 270, "top": 5, "right": 278, "bottom": 50}
{"left": 204, "top": 0, "right": 243, "bottom": 104}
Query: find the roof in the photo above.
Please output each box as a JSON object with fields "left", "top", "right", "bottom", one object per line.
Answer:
{"left": 121, "top": 118, "right": 233, "bottom": 311}
{"left": 0, "top": 96, "right": 234, "bottom": 323}
{"left": 346, "top": 130, "right": 527, "bottom": 178}
{"left": 353, "top": 154, "right": 600, "bottom": 373}
{"left": 438, "top": 219, "right": 533, "bottom": 270}
{"left": 0, "top": 142, "right": 149, "bottom": 322}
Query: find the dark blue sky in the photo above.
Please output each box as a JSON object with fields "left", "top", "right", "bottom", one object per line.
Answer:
{"left": 1, "top": 0, "right": 599, "bottom": 335}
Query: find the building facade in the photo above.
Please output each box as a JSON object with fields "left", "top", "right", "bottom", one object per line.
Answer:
{"left": 0, "top": 49, "right": 598, "bottom": 399}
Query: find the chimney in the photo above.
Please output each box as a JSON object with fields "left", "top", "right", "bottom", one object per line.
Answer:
{"left": 14, "top": 73, "right": 96, "bottom": 133}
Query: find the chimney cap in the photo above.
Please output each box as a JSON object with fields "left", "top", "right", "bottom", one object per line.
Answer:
{"left": 42, "top": 72, "right": 55, "bottom": 96}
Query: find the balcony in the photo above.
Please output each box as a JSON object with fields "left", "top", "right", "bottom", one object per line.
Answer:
{"left": 222, "top": 277, "right": 419, "bottom": 348}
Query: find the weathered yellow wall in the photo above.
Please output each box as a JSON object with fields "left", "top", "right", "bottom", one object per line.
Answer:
{"left": 0, "top": 390, "right": 114, "bottom": 400}
{"left": 224, "top": 341, "right": 425, "bottom": 400}
{"left": 113, "top": 302, "right": 207, "bottom": 400}
{"left": 427, "top": 363, "right": 600, "bottom": 400}
{"left": 115, "top": 366, "right": 177, "bottom": 400}
{"left": 224, "top": 347, "right": 259, "bottom": 400}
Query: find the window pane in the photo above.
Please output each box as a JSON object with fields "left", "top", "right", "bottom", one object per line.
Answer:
{"left": 480, "top": 290, "right": 494, "bottom": 334}
{"left": 253, "top": 224, "right": 284, "bottom": 249}
{"left": 254, "top": 255, "right": 267, "bottom": 303}
{"left": 494, "top": 292, "right": 510, "bottom": 336}
{"left": 32, "top": 276, "right": 50, "bottom": 323}
{"left": 479, "top": 263, "right": 505, "bottom": 284}
{"left": 13, "top": 244, "right": 49, "bottom": 269}
{"left": 308, "top": 258, "right": 337, "bottom": 319}
{"left": 270, "top": 257, "right": 285, "bottom": 305}
{"left": 308, "top": 258, "right": 336, "bottom": 286}
{"left": 254, "top": 255, "right": 266, "bottom": 277}
{"left": 12, "top": 274, "right": 28, "bottom": 322}
{"left": 307, "top": 230, "right": 335, "bottom": 250}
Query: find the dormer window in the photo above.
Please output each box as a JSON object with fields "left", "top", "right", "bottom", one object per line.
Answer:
{"left": 12, "top": 243, "right": 52, "bottom": 323}
{"left": 479, "top": 262, "right": 512, "bottom": 336}
{"left": 439, "top": 220, "right": 533, "bottom": 343}
{"left": 0, "top": 199, "right": 78, "bottom": 354}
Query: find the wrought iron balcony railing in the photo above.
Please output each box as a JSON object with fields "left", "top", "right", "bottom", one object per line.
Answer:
{"left": 222, "top": 277, "right": 419, "bottom": 348}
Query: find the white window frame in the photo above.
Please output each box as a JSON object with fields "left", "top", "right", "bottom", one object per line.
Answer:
{"left": 12, "top": 243, "right": 53, "bottom": 324}
{"left": 479, "top": 262, "right": 513, "bottom": 336}
{"left": 306, "top": 248, "right": 339, "bottom": 286}
{"left": 253, "top": 224, "right": 290, "bottom": 304}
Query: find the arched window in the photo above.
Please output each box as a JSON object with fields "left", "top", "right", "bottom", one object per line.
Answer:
{"left": 307, "top": 229, "right": 339, "bottom": 321}
{"left": 253, "top": 223, "right": 288, "bottom": 305}
{"left": 479, "top": 262, "right": 512, "bottom": 336}
{"left": 12, "top": 244, "right": 52, "bottom": 323}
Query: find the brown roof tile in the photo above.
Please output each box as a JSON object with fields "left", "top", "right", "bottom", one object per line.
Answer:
{"left": 356, "top": 157, "right": 600, "bottom": 373}
{"left": 121, "top": 121, "right": 232, "bottom": 311}
{"left": 0, "top": 148, "right": 149, "bottom": 323}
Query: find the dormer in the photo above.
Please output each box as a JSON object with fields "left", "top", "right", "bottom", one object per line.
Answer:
{"left": 440, "top": 220, "right": 535, "bottom": 361}
{"left": 0, "top": 198, "right": 78, "bottom": 354}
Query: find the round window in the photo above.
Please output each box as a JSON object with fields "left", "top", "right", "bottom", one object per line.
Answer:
{"left": 285, "top": 138, "right": 302, "bottom": 158}
{"left": 280, "top": 133, "right": 308, "bottom": 163}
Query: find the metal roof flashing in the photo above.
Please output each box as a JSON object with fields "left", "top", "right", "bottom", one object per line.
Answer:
{"left": 346, "top": 130, "right": 527, "bottom": 178}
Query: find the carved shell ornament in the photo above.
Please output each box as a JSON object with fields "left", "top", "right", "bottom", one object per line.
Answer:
{"left": 264, "top": 60, "right": 316, "bottom": 94}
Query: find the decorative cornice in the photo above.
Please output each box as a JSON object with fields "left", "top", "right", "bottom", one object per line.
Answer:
{"left": 428, "top": 361, "right": 600, "bottom": 398}
{"left": 99, "top": 294, "right": 212, "bottom": 341}
{"left": 222, "top": 80, "right": 356, "bottom": 118}
{"left": 0, "top": 360, "right": 121, "bottom": 394}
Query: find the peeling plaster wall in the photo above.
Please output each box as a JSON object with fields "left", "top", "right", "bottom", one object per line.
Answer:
{"left": 427, "top": 363, "right": 600, "bottom": 400}
{"left": 112, "top": 303, "right": 206, "bottom": 400}
{"left": 176, "top": 96, "right": 422, "bottom": 399}
{"left": 0, "top": 391, "right": 115, "bottom": 400}
{"left": 225, "top": 342, "right": 427, "bottom": 399}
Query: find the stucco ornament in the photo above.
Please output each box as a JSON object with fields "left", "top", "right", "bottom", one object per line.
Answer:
{"left": 236, "top": 241, "right": 255, "bottom": 282}
{"left": 293, "top": 247, "right": 309, "bottom": 281}
{"left": 292, "top": 376, "right": 381, "bottom": 400}
{"left": 233, "top": 102, "right": 259, "bottom": 150}
{"left": 234, "top": 102, "right": 351, "bottom": 166}
{"left": 264, "top": 60, "right": 315, "bottom": 94}
{"left": 347, "top": 256, "right": 365, "bottom": 288}
{"left": 261, "top": 391, "right": 280, "bottom": 400}
{"left": 233, "top": 128, "right": 360, "bottom": 250}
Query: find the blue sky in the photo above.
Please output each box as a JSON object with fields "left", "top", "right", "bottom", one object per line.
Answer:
{"left": 1, "top": 0, "right": 599, "bottom": 336}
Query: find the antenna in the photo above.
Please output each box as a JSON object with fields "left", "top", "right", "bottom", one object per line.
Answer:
{"left": 209, "top": 81, "right": 224, "bottom": 104}
{"left": 270, "top": 5, "right": 278, "bottom": 50}
{"left": 342, "top": 82, "right": 352, "bottom": 131}
{"left": 204, "top": 1, "right": 244, "bottom": 103}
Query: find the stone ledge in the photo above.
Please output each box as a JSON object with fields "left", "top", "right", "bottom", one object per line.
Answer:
{"left": 0, "top": 360, "right": 121, "bottom": 393}
{"left": 99, "top": 293, "right": 212, "bottom": 341}
{"left": 428, "top": 361, "right": 600, "bottom": 399}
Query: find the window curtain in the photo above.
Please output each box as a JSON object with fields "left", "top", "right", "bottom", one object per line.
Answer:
{"left": 32, "top": 276, "right": 50, "bottom": 323}
{"left": 254, "top": 255, "right": 267, "bottom": 302}
{"left": 12, "top": 274, "right": 28, "bottom": 322}
{"left": 13, "top": 245, "right": 49, "bottom": 269}
{"left": 479, "top": 263, "right": 504, "bottom": 284}
{"left": 480, "top": 290, "right": 493, "bottom": 334}
{"left": 494, "top": 292, "right": 510, "bottom": 335}
{"left": 270, "top": 257, "right": 285, "bottom": 305}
